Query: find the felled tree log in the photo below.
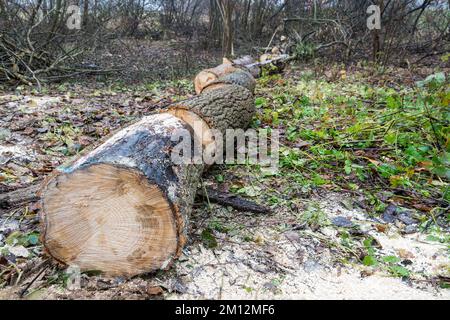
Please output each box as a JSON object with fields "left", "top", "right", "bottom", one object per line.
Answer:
{"left": 193, "top": 53, "right": 290, "bottom": 94}
{"left": 40, "top": 113, "right": 204, "bottom": 276}
{"left": 193, "top": 56, "right": 260, "bottom": 94}
{"left": 40, "top": 65, "right": 257, "bottom": 276}
{"left": 232, "top": 55, "right": 260, "bottom": 77}
{"left": 167, "top": 69, "right": 257, "bottom": 157}
{"left": 202, "top": 70, "right": 256, "bottom": 94}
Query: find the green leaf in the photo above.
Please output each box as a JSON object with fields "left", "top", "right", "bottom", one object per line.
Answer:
{"left": 416, "top": 72, "right": 446, "bottom": 89}
{"left": 27, "top": 233, "right": 40, "bottom": 246}
{"left": 426, "top": 234, "right": 443, "bottom": 243}
{"left": 363, "top": 255, "right": 378, "bottom": 266}
{"left": 389, "top": 265, "right": 410, "bottom": 278}
{"left": 377, "top": 163, "right": 399, "bottom": 178}
{"left": 236, "top": 186, "right": 262, "bottom": 198}
{"left": 363, "top": 237, "right": 374, "bottom": 248}
{"left": 255, "top": 97, "right": 267, "bottom": 108}
{"left": 344, "top": 160, "right": 352, "bottom": 175}
{"left": 201, "top": 228, "right": 218, "bottom": 249}
{"left": 5, "top": 231, "right": 22, "bottom": 245}
{"left": 441, "top": 53, "right": 450, "bottom": 62}
{"left": 384, "top": 132, "right": 396, "bottom": 145}
{"left": 386, "top": 95, "right": 401, "bottom": 109}
{"left": 382, "top": 255, "right": 401, "bottom": 264}
{"left": 272, "top": 111, "right": 279, "bottom": 125}
{"left": 312, "top": 174, "right": 328, "bottom": 186}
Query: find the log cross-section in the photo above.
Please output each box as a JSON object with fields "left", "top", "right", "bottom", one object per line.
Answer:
{"left": 40, "top": 62, "right": 257, "bottom": 276}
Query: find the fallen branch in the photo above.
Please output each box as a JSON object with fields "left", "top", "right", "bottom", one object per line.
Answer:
{"left": 197, "top": 187, "right": 270, "bottom": 214}
{"left": 0, "top": 183, "right": 41, "bottom": 211}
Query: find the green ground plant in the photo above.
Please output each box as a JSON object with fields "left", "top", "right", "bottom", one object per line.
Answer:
{"left": 254, "top": 70, "right": 448, "bottom": 224}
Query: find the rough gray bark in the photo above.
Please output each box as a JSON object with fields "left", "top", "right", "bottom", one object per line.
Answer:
{"left": 170, "top": 84, "right": 255, "bottom": 134}
{"left": 233, "top": 56, "right": 261, "bottom": 77}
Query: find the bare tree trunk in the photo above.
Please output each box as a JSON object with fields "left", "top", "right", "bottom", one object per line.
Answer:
{"left": 373, "top": 0, "right": 384, "bottom": 62}
{"left": 209, "top": 0, "right": 221, "bottom": 46}
{"left": 217, "top": 0, "right": 235, "bottom": 58}
{"left": 82, "top": 0, "right": 89, "bottom": 27}
{"left": 241, "top": 0, "right": 251, "bottom": 33}
{"left": 29, "top": 0, "right": 43, "bottom": 27}
{"left": 252, "top": 0, "right": 267, "bottom": 37}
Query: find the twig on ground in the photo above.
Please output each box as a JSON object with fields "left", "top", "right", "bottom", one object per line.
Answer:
{"left": 197, "top": 187, "right": 271, "bottom": 214}
{"left": 19, "top": 260, "right": 50, "bottom": 298}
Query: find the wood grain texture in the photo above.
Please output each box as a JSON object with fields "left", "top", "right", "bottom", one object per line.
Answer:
{"left": 194, "top": 63, "right": 238, "bottom": 94}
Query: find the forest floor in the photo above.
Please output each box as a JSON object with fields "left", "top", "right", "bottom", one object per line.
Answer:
{"left": 0, "top": 52, "right": 449, "bottom": 299}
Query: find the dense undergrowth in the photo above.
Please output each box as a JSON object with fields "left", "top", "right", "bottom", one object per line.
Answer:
{"left": 255, "top": 67, "right": 448, "bottom": 211}
{"left": 247, "top": 65, "right": 449, "bottom": 269}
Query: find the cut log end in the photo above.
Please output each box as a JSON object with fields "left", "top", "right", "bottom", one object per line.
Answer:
{"left": 194, "top": 71, "right": 217, "bottom": 95}
{"left": 41, "top": 163, "right": 178, "bottom": 276}
{"left": 194, "top": 63, "right": 238, "bottom": 94}
{"left": 38, "top": 60, "right": 258, "bottom": 277}
{"left": 167, "top": 108, "right": 215, "bottom": 151}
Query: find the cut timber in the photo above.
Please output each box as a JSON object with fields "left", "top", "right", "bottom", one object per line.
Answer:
{"left": 40, "top": 61, "right": 257, "bottom": 276}
{"left": 40, "top": 113, "right": 204, "bottom": 276}
{"left": 232, "top": 55, "right": 260, "bottom": 78}
{"left": 194, "top": 58, "right": 261, "bottom": 94}
{"left": 193, "top": 53, "right": 289, "bottom": 94}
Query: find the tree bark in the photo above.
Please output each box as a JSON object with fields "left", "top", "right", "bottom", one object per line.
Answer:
{"left": 169, "top": 84, "right": 254, "bottom": 134}
{"left": 0, "top": 183, "right": 41, "bottom": 211}
{"left": 193, "top": 57, "right": 257, "bottom": 94}
{"left": 193, "top": 60, "right": 238, "bottom": 94}
{"left": 373, "top": 0, "right": 384, "bottom": 62}
{"left": 203, "top": 69, "right": 256, "bottom": 93}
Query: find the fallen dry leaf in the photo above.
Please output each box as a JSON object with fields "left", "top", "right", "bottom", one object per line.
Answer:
{"left": 397, "top": 249, "right": 415, "bottom": 259}
{"left": 147, "top": 285, "right": 164, "bottom": 296}
{"left": 374, "top": 223, "right": 388, "bottom": 233}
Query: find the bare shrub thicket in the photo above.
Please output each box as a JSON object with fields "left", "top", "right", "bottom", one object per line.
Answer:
{"left": 0, "top": 0, "right": 111, "bottom": 87}
{"left": 283, "top": 0, "right": 449, "bottom": 65}
{"left": 1, "top": 0, "right": 448, "bottom": 86}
